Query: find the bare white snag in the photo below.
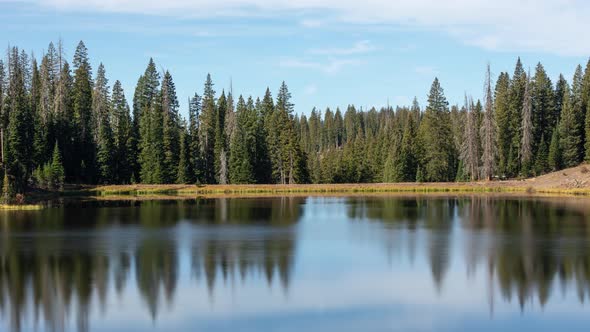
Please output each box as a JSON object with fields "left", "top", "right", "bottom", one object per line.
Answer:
{"left": 480, "top": 64, "right": 497, "bottom": 181}
{"left": 520, "top": 71, "right": 533, "bottom": 169}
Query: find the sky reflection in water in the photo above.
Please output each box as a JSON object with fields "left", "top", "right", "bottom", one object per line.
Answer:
{"left": 1, "top": 196, "right": 590, "bottom": 332}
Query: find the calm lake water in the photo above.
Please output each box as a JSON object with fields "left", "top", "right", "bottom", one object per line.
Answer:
{"left": 1, "top": 196, "right": 590, "bottom": 332}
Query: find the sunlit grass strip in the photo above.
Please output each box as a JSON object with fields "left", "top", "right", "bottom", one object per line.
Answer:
{"left": 86, "top": 183, "right": 543, "bottom": 196}
{"left": 0, "top": 204, "right": 44, "bottom": 210}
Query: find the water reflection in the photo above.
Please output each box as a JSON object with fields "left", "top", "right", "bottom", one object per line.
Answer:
{"left": 1, "top": 196, "right": 590, "bottom": 332}
{"left": 347, "top": 196, "right": 590, "bottom": 309}
{"left": 0, "top": 198, "right": 302, "bottom": 332}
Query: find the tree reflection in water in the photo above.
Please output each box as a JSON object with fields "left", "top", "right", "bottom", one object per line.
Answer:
{"left": 1, "top": 196, "right": 590, "bottom": 331}
{"left": 0, "top": 197, "right": 302, "bottom": 332}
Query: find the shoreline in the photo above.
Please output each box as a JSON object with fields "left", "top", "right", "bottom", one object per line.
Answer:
{"left": 1, "top": 182, "right": 590, "bottom": 210}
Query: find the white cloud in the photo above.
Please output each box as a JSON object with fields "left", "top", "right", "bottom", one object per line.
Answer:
{"left": 309, "top": 40, "right": 375, "bottom": 55}
{"left": 279, "top": 58, "right": 362, "bottom": 74}
{"left": 23, "top": 0, "right": 590, "bottom": 55}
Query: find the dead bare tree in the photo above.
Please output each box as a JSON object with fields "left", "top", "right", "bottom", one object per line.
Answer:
{"left": 520, "top": 71, "right": 533, "bottom": 174}
{"left": 480, "top": 63, "right": 497, "bottom": 181}
{"left": 461, "top": 95, "right": 480, "bottom": 181}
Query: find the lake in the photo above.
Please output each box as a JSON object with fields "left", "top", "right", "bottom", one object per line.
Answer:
{"left": 1, "top": 196, "right": 590, "bottom": 332}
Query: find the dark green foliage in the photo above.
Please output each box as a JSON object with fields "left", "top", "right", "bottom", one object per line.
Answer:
{"left": 161, "top": 71, "right": 180, "bottom": 184}
{"left": 417, "top": 78, "right": 455, "bottom": 182}
{"left": 558, "top": 86, "right": 581, "bottom": 168}
{"left": 72, "top": 41, "right": 95, "bottom": 183}
{"left": 111, "top": 80, "right": 133, "bottom": 183}
{"left": 97, "top": 113, "right": 115, "bottom": 183}
{"left": 214, "top": 91, "right": 228, "bottom": 184}
{"left": 188, "top": 93, "right": 201, "bottom": 183}
{"left": 387, "top": 112, "right": 417, "bottom": 182}
{"left": 137, "top": 59, "right": 163, "bottom": 184}
{"left": 4, "top": 40, "right": 590, "bottom": 192}
{"left": 495, "top": 72, "right": 512, "bottom": 177}
{"left": 176, "top": 122, "right": 192, "bottom": 184}
{"left": 229, "top": 96, "right": 256, "bottom": 184}
{"left": 50, "top": 142, "right": 65, "bottom": 189}
{"left": 548, "top": 128, "right": 561, "bottom": 171}
{"left": 34, "top": 142, "right": 65, "bottom": 190}
{"left": 534, "top": 136, "right": 549, "bottom": 175}
{"left": 199, "top": 74, "right": 216, "bottom": 184}
{"left": 6, "top": 47, "right": 34, "bottom": 192}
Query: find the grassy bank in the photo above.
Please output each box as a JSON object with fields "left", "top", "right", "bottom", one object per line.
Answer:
{"left": 83, "top": 182, "right": 590, "bottom": 197}
{"left": 4, "top": 164, "right": 590, "bottom": 210}
{"left": 0, "top": 204, "right": 44, "bottom": 210}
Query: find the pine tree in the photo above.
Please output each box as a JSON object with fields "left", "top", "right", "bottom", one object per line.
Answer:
{"left": 72, "top": 41, "right": 94, "bottom": 183}
{"left": 507, "top": 58, "right": 526, "bottom": 176}
{"left": 548, "top": 128, "right": 561, "bottom": 171}
{"left": 558, "top": 85, "right": 581, "bottom": 168}
{"left": 417, "top": 78, "right": 455, "bottom": 182}
{"left": 199, "top": 74, "right": 216, "bottom": 184}
{"left": 494, "top": 72, "right": 511, "bottom": 177}
{"left": 137, "top": 59, "right": 162, "bottom": 184}
{"left": 534, "top": 136, "right": 549, "bottom": 175}
{"left": 531, "top": 63, "right": 554, "bottom": 153}
{"left": 2, "top": 171, "right": 11, "bottom": 203}
{"left": 572, "top": 64, "right": 585, "bottom": 160}
{"left": 229, "top": 95, "right": 255, "bottom": 184}
{"left": 274, "top": 82, "right": 304, "bottom": 184}
{"left": 392, "top": 112, "right": 417, "bottom": 181}
{"left": 6, "top": 47, "right": 34, "bottom": 192}
{"left": 96, "top": 112, "right": 115, "bottom": 183}
{"left": 188, "top": 93, "right": 201, "bottom": 183}
{"left": 50, "top": 141, "right": 65, "bottom": 190}
{"left": 111, "top": 80, "right": 132, "bottom": 183}
{"left": 92, "top": 63, "right": 110, "bottom": 143}
{"left": 214, "top": 91, "right": 228, "bottom": 184}
{"left": 176, "top": 121, "right": 191, "bottom": 184}
{"left": 53, "top": 62, "right": 73, "bottom": 179}
{"left": 161, "top": 71, "right": 180, "bottom": 183}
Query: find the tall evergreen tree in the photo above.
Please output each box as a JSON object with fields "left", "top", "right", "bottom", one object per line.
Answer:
{"left": 111, "top": 80, "right": 132, "bottom": 183}
{"left": 494, "top": 72, "right": 511, "bottom": 177}
{"left": 392, "top": 112, "right": 417, "bottom": 182}
{"left": 176, "top": 120, "right": 191, "bottom": 184}
{"left": 531, "top": 63, "right": 554, "bottom": 155}
{"left": 548, "top": 127, "right": 561, "bottom": 171}
{"left": 161, "top": 71, "right": 180, "bottom": 183}
{"left": 417, "top": 78, "right": 455, "bottom": 182}
{"left": 188, "top": 93, "right": 202, "bottom": 183}
{"left": 214, "top": 91, "right": 228, "bottom": 184}
{"left": 137, "top": 59, "right": 163, "bottom": 184}
{"left": 5, "top": 47, "right": 34, "bottom": 191}
{"left": 572, "top": 64, "right": 585, "bottom": 160}
{"left": 72, "top": 41, "right": 94, "bottom": 182}
{"left": 199, "top": 74, "right": 216, "bottom": 184}
{"left": 507, "top": 58, "right": 526, "bottom": 176}
{"left": 558, "top": 85, "right": 581, "bottom": 168}
{"left": 229, "top": 95, "right": 256, "bottom": 184}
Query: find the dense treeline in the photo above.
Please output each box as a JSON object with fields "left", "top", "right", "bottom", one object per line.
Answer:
{"left": 2, "top": 40, "right": 590, "bottom": 196}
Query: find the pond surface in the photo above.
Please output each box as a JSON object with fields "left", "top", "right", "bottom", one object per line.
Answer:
{"left": 1, "top": 196, "right": 590, "bottom": 332}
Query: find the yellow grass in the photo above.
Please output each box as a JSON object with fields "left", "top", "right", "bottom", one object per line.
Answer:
{"left": 0, "top": 204, "right": 44, "bottom": 210}
{"left": 83, "top": 182, "right": 563, "bottom": 197}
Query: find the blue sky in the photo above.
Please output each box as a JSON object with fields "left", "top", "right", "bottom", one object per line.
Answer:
{"left": 1, "top": 0, "right": 589, "bottom": 117}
